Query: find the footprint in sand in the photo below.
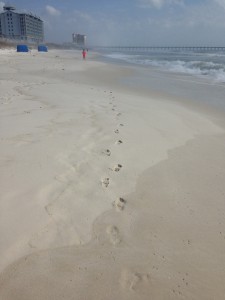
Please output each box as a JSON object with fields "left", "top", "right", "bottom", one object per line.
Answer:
{"left": 106, "top": 225, "right": 121, "bottom": 245}
{"left": 113, "top": 197, "right": 126, "bottom": 211}
{"left": 117, "top": 113, "right": 122, "bottom": 117}
{"left": 103, "top": 149, "right": 111, "bottom": 156}
{"left": 114, "top": 129, "right": 119, "bottom": 134}
{"left": 116, "top": 140, "right": 123, "bottom": 145}
{"left": 102, "top": 177, "right": 110, "bottom": 187}
{"left": 114, "top": 164, "right": 122, "bottom": 172}
{"left": 45, "top": 204, "right": 53, "bottom": 216}
{"left": 120, "top": 269, "right": 150, "bottom": 291}
{"left": 119, "top": 123, "right": 124, "bottom": 127}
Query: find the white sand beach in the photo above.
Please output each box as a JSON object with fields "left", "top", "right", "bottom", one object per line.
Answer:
{"left": 1, "top": 49, "right": 225, "bottom": 299}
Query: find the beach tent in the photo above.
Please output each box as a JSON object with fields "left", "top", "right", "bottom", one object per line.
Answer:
{"left": 17, "top": 45, "right": 29, "bottom": 52}
{"left": 38, "top": 45, "right": 48, "bottom": 52}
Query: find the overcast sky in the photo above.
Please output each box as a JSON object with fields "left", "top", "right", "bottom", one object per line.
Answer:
{"left": 1, "top": 0, "right": 225, "bottom": 46}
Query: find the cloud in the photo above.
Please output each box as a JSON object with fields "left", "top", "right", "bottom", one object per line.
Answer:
{"left": 137, "top": 0, "right": 183, "bottom": 9}
{"left": 0, "top": 1, "right": 5, "bottom": 12}
{"left": 71, "top": 10, "right": 94, "bottom": 23}
{"left": 214, "top": 0, "right": 225, "bottom": 9}
{"left": 140, "top": 0, "right": 164, "bottom": 8}
{"left": 41, "top": 0, "right": 225, "bottom": 46}
{"left": 45, "top": 5, "right": 61, "bottom": 17}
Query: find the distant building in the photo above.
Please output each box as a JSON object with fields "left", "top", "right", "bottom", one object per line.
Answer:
{"left": 0, "top": 5, "right": 44, "bottom": 43}
{"left": 72, "top": 33, "right": 86, "bottom": 46}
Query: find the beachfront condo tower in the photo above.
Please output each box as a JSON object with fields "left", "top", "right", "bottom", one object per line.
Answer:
{"left": 72, "top": 33, "right": 86, "bottom": 47}
{"left": 0, "top": 5, "right": 44, "bottom": 43}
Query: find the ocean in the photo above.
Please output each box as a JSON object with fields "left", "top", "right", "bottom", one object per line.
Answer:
{"left": 100, "top": 48, "right": 225, "bottom": 83}
{"left": 95, "top": 47, "right": 225, "bottom": 117}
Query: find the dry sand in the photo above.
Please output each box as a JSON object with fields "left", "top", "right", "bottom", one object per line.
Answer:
{"left": 0, "top": 49, "right": 225, "bottom": 299}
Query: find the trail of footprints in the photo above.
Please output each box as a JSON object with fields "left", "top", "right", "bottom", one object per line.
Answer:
{"left": 100, "top": 90, "right": 127, "bottom": 246}
{"left": 103, "top": 91, "right": 181, "bottom": 297}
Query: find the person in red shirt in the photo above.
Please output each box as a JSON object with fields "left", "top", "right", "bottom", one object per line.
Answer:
{"left": 82, "top": 49, "right": 86, "bottom": 59}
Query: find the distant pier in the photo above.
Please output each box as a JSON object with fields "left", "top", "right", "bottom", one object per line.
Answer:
{"left": 95, "top": 46, "right": 225, "bottom": 52}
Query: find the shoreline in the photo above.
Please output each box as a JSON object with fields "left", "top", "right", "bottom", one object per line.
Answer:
{"left": 92, "top": 52, "right": 225, "bottom": 128}
{"left": 1, "top": 49, "right": 225, "bottom": 299}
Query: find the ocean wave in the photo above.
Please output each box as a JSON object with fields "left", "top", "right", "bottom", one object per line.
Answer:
{"left": 105, "top": 52, "right": 225, "bottom": 83}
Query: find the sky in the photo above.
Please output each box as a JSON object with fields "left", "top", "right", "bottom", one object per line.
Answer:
{"left": 1, "top": 0, "right": 225, "bottom": 46}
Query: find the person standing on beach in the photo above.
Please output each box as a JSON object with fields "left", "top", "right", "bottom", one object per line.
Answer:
{"left": 82, "top": 49, "right": 86, "bottom": 60}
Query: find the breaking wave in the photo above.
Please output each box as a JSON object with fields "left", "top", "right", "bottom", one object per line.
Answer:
{"left": 104, "top": 52, "right": 225, "bottom": 83}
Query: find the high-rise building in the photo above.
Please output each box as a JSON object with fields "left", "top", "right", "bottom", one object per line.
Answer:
{"left": 72, "top": 33, "right": 86, "bottom": 46}
{"left": 0, "top": 5, "right": 44, "bottom": 43}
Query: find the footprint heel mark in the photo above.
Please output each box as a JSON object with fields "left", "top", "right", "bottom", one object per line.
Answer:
{"left": 113, "top": 197, "right": 126, "bottom": 211}
{"left": 106, "top": 225, "right": 121, "bottom": 245}
{"left": 114, "top": 164, "right": 122, "bottom": 172}
{"left": 103, "top": 149, "right": 111, "bottom": 156}
{"left": 102, "top": 177, "right": 110, "bottom": 187}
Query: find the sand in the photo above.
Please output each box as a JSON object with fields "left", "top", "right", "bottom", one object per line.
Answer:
{"left": 0, "top": 49, "right": 225, "bottom": 299}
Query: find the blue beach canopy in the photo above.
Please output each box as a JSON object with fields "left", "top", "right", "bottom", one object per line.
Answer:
{"left": 38, "top": 45, "right": 48, "bottom": 52}
{"left": 17, "top": 45, "right": 29, "bottom": 52}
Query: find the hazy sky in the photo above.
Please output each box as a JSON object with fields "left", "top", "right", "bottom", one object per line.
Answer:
{"left": 1, "top": 0, "right": 225, "bottom": 46}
